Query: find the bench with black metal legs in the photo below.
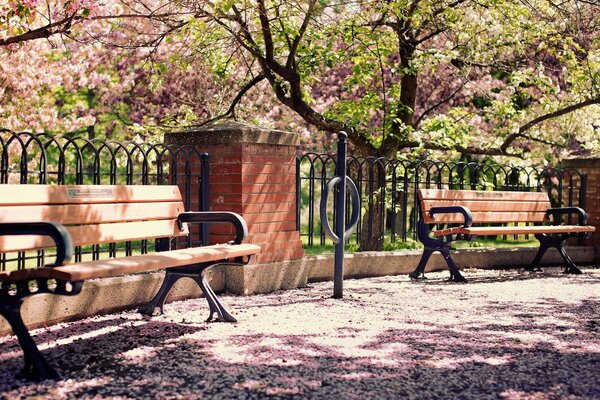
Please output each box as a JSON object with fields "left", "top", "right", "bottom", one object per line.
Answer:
{"left": 409, "top": 188, "right": 595, "bottom": 282}
{"left": 0, "top": 184, "right": 260, "bottom": 380}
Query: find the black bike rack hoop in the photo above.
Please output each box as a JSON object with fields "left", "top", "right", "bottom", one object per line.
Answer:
{"left": 319, "top": 131, "right": 360, "bottom": 298}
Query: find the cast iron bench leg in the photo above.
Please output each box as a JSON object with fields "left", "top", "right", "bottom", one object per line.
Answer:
{"left": 198, "top": 264, "right": 236, "bottom": 322}
{"left": 411, "top": 219, "right": 467, "bottom": 282}
{"left": 139, "top": 266, "right": 237, "bottom": 322}
{"left": 528, "top": 234, "right": 582, "bottom": 274}
{"left": 138, "top": 271, "right": 181, "bottom": 316}
{"left": 440, "top": 246, "right": 467, "bottom": 283}
{"left": 558, "top": 245, "right": 582, "bottom": 274}
{"left": 526, "top": 241, "right": 550, "bottom": 272}
{"left": 409, "top": 248, "right": 434, "bottom": 280}
{"left": 1, "top": 299, "right": 60, "bottom": 380}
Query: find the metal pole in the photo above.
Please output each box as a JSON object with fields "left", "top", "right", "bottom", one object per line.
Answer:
{"left": 333, "top": 132, "right": 348, "bottom": 298}
{"left": 319, "top": 132, "right": 359, "bottom": 299}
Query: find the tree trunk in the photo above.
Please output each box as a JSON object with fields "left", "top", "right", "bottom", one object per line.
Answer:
{"left": 358, "top": 163, "right": 386, "bottom": 251}
{"left": 359, "top": 199, "right": 385, "bottom": 251}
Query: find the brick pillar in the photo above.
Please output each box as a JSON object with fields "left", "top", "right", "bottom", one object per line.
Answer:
{"left": 562, "top": 156, "right": 600, "bottom": 249}
{"left": 165, "top": 122, "right": 304, "bottom": 264}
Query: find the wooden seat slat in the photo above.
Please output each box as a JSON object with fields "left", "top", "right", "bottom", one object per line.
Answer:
{"left": 44, "top": 243, "right": 262, "bottom": 281}
{"left": 420, "top": 200, "right": 551, "bottom": 213}
{"left": 423, "top": 211, "right": 549, "bottom": 224}
{"left": 0, "top": 268, "right": 39, "bottom": 283}
{"left": 433, "top": 224, "right": 595, "bottom": 237}
{"left": 0, "top": 220, "right": 188, "bottom": 253}
{"left": 419, "top": 189, "right": 549, "bottom": 202}
{"left": 0, "top": 184, "right": 182, "bottom": 206}
{"left": 0, "top": 202, "right": 185, "bottom": 225}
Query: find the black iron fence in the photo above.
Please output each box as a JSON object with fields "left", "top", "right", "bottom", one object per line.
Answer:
{"left": 0, "top": 129, "right": 210, "bottom": 272}
{"left": 297, "top": 153, "right": 587, "bottom": 249}
{"left": 1, "top": 128, "right": 589, "bottom": 269}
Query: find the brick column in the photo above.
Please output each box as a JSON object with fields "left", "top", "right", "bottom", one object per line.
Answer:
{"left": 165, "top": 122, "right": 304, "bottom": 264}
{"left": 562, "top": 156, "right": 600, "bottom": 249}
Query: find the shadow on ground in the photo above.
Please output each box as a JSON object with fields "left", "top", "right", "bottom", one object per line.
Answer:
{"left": 1, "top": 268, "right": 599, "bottom": 399}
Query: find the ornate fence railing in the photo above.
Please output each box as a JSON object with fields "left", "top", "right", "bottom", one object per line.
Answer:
{"left": 0, "top": 129, "right": 210, "bottom": 272}
{"left": 297, "top": 154, "right": 587, "bottom": 249}
{"left": 1, "top": 128, "right": 589, "bottom": 267}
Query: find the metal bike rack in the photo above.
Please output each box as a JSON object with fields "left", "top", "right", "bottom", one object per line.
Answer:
{"left": 319, "top": 132, "right": 360, "bottom": 298}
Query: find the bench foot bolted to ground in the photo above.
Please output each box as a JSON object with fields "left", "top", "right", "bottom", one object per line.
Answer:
{"left": 0, "top": 184, "right": 260, "bottom": 380}
{"left": 409, "top": 189, "right": 596, "bottom": 282}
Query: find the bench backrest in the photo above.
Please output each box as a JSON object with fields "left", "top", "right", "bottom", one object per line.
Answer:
{"left": 0, "top": 184, "right": 188, "bottom": 253}
{"left": 418, "top": 189, "right": 552, "bottom": 224}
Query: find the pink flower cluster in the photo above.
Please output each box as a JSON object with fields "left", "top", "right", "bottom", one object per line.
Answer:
{"left": 12, "top": 0, "right": 38, "bottom": 8}
{"left": 64, "top": 0, "right": 99, "bottom": 15}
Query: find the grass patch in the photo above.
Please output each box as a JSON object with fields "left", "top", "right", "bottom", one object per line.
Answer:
{"left": 302, "top": 235, "right": 540, "bottom": 255}
{"left": 451, "top": 237, "right": 538, "bottom": 249}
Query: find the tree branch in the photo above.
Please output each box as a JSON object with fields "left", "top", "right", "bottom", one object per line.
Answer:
{"left": 198, "top": 74, "right": 266, "bottom": 125}
{"left": 415, "top": 27, "right": 447, "bottom": 45}
{"left": 431, "top": 0, "right": 468, "bottom": 17}
{"left": 0, "top": 10, "right": 196, "bottom": 47}
{"left": 414, "top": 80, "right": 468, "bottom": 126}
{"left": 287, "top": 0, "right": 317, "bottom": 69}
{"left": 499, "top": 96, "right": 600, "bottom": 152}
{"left": 211, "top": 7, "right": 263, "bottom": 59}
{"left": 256, "top": 0, "right": 274, "bottom": 61}
{"left": 0, "top": 14, "right": 76, "bottom": 46}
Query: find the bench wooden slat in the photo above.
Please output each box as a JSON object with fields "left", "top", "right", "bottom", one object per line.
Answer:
{"left": 420, "top": 200, "right": 550, "bottom": 213}
{"left": 0, "top": 268, "right": 39, "bottom": 283}
{"left": 433, "top": 224, "right": 595, "bottom": 237}
{"left": 23, "top": 244, "right": 262, "bottom": 282}
{"left": 0, "top": 220, "right": 188, "bottom": 252}
{"left": 0, "top": 202, "right": 185, "bottom": 224}
{"left": 423, "top": 211, "right": 549, "bottom": 224}
{"left": 0, "top": 185, "right": 182, "bottom": 206}
{"left": 419, "top": 189, "right": 549, "bottom": 202}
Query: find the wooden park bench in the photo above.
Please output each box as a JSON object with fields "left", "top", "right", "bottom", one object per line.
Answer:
{"left": 0, "top": 184, "right": 260, "bottom": 380}
{"left": 409, "top": 188, "right": 595, "bottom": 282}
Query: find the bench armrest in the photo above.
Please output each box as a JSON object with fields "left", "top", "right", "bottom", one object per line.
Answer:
{"left": 177, "top": 212, "right": 249, "bottom": 244}
{"left": 429, "top": 206, "right": 473, "bottom": 227}
{"left": 546, "top": 207, "right": 588, "bottom": 225}
{"left": 0, "top": 222, "right": 74, "bottom": 267}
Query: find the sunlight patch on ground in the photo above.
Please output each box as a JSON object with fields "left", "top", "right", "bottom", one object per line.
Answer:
{"left": 1, "top": 268, "right": 599, "bottom": 398}
{"left": 121, "top": 345, "right": 158, "bottom": 364}
{"left": 426, "top": 354, "right": 514, "bottom": 369}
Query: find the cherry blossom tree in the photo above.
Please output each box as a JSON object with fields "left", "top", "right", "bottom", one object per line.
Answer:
{"left": 179, "top": 0, "right": 600, "bottom": 160}
{"left": 3, "top": 0, "right": 599, "bottom": 157}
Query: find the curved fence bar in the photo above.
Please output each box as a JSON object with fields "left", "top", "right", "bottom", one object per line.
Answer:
{"left": 0, "top": 130, "right": 210, "bottom": 272}
{"left": 297, "top": 154, "right": 587, "bottom": 250}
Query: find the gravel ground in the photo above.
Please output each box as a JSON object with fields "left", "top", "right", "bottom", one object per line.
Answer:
{"left": 1, "top": 267, "right": 600, "bottom": 399}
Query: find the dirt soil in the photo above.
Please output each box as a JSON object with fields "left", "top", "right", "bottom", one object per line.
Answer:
{"left": 1, "top": 267, "right": 600, "bottom": 399}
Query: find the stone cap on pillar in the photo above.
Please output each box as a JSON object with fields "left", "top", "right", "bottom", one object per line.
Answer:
{"left": 165, "top": 122, "right": 299, "bottom": 147}
{"left": 562, "top": 154, "right": 600, "bottom": 169}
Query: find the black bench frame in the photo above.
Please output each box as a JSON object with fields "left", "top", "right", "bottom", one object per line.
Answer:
{"left": 409, "top": 205, "right": 593, "bottom": 283}
{"left": 0, "top": 212, "right": 252, "bottom": 381}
